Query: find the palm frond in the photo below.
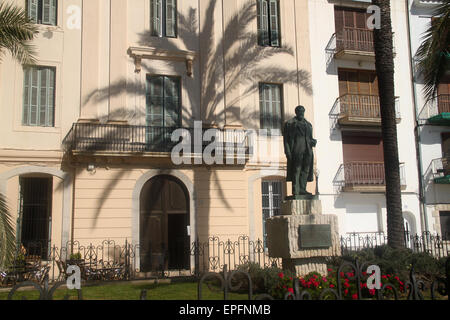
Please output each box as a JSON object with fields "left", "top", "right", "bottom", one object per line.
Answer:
{"left": 0, "top": 193, "right": 16, "bottom": 269}
{"left": 0, "top": 2, "right": 38, "bottom": 64}
{"left": 415, "top": 1, "right": 450, "bottom": 102}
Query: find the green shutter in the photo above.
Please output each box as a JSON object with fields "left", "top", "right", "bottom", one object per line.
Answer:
{"left": 269, "top": 0, "right": 280, "bottom": 46}
{"left": 147, "top": 76, "right": 164, "bottom": 126}
{"left": 46, "top": 68, "right": 55, "bottom": 126}
{"left": 27, "top": 0, "right": 38, "bottom": 23}
{"left": 151, "top": 0, "right": 162, "bottom": 36}
{"left": 257, "top": 0, "right": 269, "bottom": 45}
{"left": 260, "top": 84, "right": 282, "bottom": 130}
{"left": 22, "top": 67, "right": 55, "bottom": 127}
{"left": 165, "top": 0, "right": 177, "bottom": 37}
{"left": 42, "top": 0, "right": 57, "bottom": 26}
{"left": 163, "top": 77, "right": 180, "bottom": 127}
{"left": 23, "top": 69, "right": 31, "bottom": 125}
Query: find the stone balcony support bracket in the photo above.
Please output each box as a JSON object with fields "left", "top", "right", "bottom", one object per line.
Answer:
{"left": 128, "top": 46, "right": 196, "bottom": 77}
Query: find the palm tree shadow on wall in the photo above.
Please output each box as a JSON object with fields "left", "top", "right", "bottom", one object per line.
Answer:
{"left": 62, "top": 0, "right": 312, "bottom": 270}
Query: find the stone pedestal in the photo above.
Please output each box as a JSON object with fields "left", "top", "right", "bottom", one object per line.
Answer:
{"left": 266, "top": 199, "right": 340, "bottom": 276}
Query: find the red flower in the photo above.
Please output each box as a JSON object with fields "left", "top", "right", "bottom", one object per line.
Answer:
{"left": 381, "top": 275, "right": 387, "bottom": 279}
{"left": 288, "top": 288, "right": 294, "bottom": 293}
{"left": 362, "top": 272, "right": 367, "bottom": 276}
{"left": 322, "top": 277, "right": 327, "bottom": 282}
{"left": 343, "top": 282, "right": 350, "bottom": 288}
{"left": 328, "top": 268, "right": 333, "bottom": 272}
{"left": 278, "top": 272, "right": 284, "bottom": 278}
{"left": 340, "top": 272, "right": 345, "bottom": 278}
{"left": 344, "top": 289, "right": 349, "bottom": 295}
{"left": 329, "top": 284, "right": 335, "bottom": 288}
{"left": 369, "top": 289, "right": 376, "bottom": 296}
{"left": 352, "top": 294, "right": 358, "bottom": 300}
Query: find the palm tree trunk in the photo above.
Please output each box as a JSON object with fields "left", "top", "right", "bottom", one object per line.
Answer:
{"left": 372, "top": 0, "right": 405, "bottom": 249}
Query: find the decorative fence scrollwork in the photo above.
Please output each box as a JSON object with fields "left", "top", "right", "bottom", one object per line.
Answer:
{"left": 7, "top": 278, "right": 83, "bottom": 300}
{"left": 197, "top": 258, "right": 450, "bottom": 301}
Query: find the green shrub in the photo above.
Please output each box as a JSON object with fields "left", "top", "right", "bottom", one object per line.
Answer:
{"left": 329, "top": 245, "right": 446, "bottom": 282}
{"left": 235, "top": 262, "right": 295, "bottom": 299}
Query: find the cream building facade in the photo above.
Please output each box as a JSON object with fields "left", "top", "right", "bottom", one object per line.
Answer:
{"left": 0, "top": 0, "right": 315, "bottom": 272}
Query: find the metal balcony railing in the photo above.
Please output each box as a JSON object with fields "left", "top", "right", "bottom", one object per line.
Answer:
{"left": 418, "top": 94, "right": 450, "bottom": 123}
{"left": 425, "top": 157, "right": 450, "bottom": 183}
{"left": 329, "top": 94, "right": 400, "bottom": 130}
{"left": 326, "top": 28, "right": 395, "bottom": 64}
{"left": 333, "top": 161, "right": 406, "bottom": 191}
{"left": 62, "top": 122, "right": 251, "bottom": 156}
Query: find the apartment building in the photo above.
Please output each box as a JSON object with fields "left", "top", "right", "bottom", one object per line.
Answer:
{"left": 408, "top": 0, "right": 450, "bottom": 238}
{"left": 308, "top": 0, "right": 425, "bottom": 242}
{"left": 0, "top": 0, "right": 314, "bottom": 272}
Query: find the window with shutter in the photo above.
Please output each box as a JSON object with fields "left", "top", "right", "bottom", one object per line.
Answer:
{"left": 27, "top": 0, "right": 57, "bottom": 26}
{"left": 151, "top": 0, "right": 177, "bottom": 38}
{"left": 257, "top": 0, "right": 280, "bottom": 47}
{"left": 262, "top": 180, "right": 282, "bottom": 247}
{"left": 22, "top": 66, "right": 56, "bottom": 127}
{"left": 259, "top": 83, "right": 283, "bottom": 132}
{"left": 146, "top": 75, "right": 181, "bottom": 150}
{"left": 27, "top": 0, "right": 38, "bottom": 23}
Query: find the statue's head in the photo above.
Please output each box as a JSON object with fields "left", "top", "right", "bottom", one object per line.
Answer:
{"left": 295, "top": 105, "right": 305, "bottom": 120}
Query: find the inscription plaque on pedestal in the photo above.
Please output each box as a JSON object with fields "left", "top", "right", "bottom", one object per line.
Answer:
{"left": 298, "top": 224, "right": 332, "bottom": 249}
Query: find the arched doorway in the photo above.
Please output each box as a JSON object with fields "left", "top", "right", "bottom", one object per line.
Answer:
{"left": 140, "top": 175, "right": 190, "bottom": 272}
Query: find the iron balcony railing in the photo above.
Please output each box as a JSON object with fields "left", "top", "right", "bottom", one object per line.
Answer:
{"left": 418, "top": 94, "right": 450, "bottom": 122}
{"left": 326, "top": 29, "right": 395, "bottom": 61}
{"left": 425, "top": 157, "right": 450, "bottom": 182}
{"left": 333, "top": 161, "right": 406, "bottom": 191}
{"left": 63, "top": 122, "right": 251, "bottom": 156}
{"left": 329, "top": 94, "right": 400, "bottom": 130}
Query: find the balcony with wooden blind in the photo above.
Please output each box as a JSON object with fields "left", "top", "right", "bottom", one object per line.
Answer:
{"left": 329, "top": 93, "right": 401, "bottom": 129}
{"left": 333, "top": 132, "right": 406, "bottom": 193}
{"left": 333, "top": 161, "right": 407, "bottom": 193}
{"left": 326, "top": 7, "right": 395, "bottom": 62}
{"left": 330, "top": 69, "right": 401, "bottom": 130}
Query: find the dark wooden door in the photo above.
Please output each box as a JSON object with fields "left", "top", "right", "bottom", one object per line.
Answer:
{"left": 140, "top": 176, "right": 189, "bottom": 272}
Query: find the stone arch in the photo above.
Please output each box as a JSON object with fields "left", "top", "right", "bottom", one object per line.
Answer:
{"left": 131, "top": 169, "right": 196, "bottom": 270}
{"left": 0, "top": 166, "right": 73, "bottom": 248}
{"left": 403, "top": 211, "right": 418, "bottom": 246}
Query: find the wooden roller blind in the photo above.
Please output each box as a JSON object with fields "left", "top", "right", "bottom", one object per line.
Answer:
{"left": 338, "top": 69, "right": 378, "bottom": 96}
{"left": 335, "top": 6, "right": 371, "bottom": 32}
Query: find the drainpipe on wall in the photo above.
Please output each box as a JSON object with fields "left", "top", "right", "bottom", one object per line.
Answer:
{"left": 405, "top": 0, "right": 429, "bottom": 233}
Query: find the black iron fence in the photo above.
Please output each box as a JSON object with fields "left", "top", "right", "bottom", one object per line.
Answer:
{"left": 2, "top": 232, "right": 449, "bottom": 286}
{"left": 341, "top": 231, "right": 450, "bottom": 259}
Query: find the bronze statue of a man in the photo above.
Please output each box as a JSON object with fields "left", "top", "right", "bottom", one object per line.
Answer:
{"left": 283, "top": 105, "right": 317, "bottom": 196}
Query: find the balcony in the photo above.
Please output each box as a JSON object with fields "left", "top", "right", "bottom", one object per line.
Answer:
{"left": 326, "top": 28, "right": 396, "bottom": 64}
{"left": 333, "top": 161, "right": 406, "bottom": 193}
{"left": 426, "top": 158, "right": 450, "bottom": 184}
{"left": 329, "top": 94, "right": 401, "bottom": 130}
{"left": 418, "top": 94, "right": 450, "bottom": 125}
{"left": 62, "top": 122, "right": 252, "bottom": 159}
